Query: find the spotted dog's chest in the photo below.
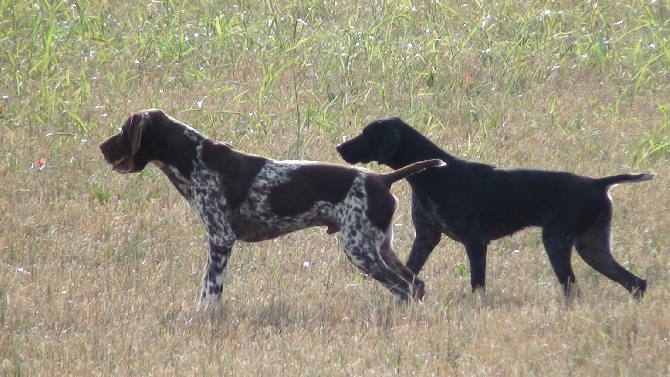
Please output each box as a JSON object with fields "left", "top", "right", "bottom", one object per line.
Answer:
{"left": 187, "top": 165, "right": 227, "bottom": 217}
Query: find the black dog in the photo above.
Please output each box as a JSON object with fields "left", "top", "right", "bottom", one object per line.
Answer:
{"left": 337, "top": 117, "right": 653, "bottom": 298}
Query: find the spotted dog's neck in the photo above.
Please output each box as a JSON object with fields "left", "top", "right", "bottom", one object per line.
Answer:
{"left": 152, "top": 124, "right": 206, "bottom": 200}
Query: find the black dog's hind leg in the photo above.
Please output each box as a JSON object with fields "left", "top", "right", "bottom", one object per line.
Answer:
{"left": 575, "top": 215, "right": 647, "bottom": 298}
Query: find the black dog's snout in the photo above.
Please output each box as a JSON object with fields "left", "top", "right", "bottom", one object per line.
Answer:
{"left": 335, "top": 140, "right": 362, "bottom": 164}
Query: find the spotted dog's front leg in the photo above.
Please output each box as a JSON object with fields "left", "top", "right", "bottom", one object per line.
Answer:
{"left": 197, "top": 239, "right": 233, "bottom": 311}
{"left": 189, "top": 164, "right": 237, "bottom": 311}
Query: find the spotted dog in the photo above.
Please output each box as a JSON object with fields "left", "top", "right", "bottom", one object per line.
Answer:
{"left": 337, "top": 117, "right": 653, "bottom": 298}
{"left": 99, "top": 109, "right": 444, "bottom": 309}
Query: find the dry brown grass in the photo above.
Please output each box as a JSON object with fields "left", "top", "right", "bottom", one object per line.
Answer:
{"left": 1, "top": 0, "right": 669, "bottom": 375}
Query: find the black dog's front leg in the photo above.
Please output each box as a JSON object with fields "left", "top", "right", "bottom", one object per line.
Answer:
{"left": 197, "top": 240, "right": 233, "bottom": 311}
{"left": 405, "top": 196, "right": 442, "bottom": 274}
{"left": 406, "top": 224, "right": 442, "bottom": 275}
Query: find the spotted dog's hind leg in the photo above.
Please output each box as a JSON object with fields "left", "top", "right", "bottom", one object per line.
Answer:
{"left": 339, "top": 225, "right": 423, "bottom": 302}
{"left": 378, "top": 228, "right": 425, "bottom": 300}
{"left": 197, "top": 240, "right": 233, "bottom": 311}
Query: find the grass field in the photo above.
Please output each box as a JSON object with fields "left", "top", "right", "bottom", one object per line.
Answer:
{"left": 1, "top": 0, "right": 670, "bottom": 375}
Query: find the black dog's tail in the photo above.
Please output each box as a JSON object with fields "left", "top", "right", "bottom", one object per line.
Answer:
{"left": 380, "top": 159, "right": 446, "bottom": 187}
{"left": 595, "top": 173, "right": 655, "bottom": 189}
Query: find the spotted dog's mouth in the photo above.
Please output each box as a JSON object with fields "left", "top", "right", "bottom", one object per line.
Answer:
{"left": 111, "top": 156, "right": 137, "bottom": 174}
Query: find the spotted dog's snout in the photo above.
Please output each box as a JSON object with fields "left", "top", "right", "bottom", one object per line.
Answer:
{"left": 99, "top": 133, "right": 136, "bottom": 174}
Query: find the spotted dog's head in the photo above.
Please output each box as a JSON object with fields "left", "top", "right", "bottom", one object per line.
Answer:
{"left": 99, "top": 109, "right": 166, "bottom": 174}
{"left": 336, "top": 117, "right": 403, "bottom": 166}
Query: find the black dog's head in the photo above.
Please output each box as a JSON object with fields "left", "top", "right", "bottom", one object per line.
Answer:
{"left": 99, "top": 108, "right": 167, "bottom": 174}
{"left": 336, "top": 117, "right": 404, "bottom": 165}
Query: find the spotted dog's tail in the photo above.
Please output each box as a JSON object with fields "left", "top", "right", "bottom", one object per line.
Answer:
{"left": 380, "top": 159, "right": 446, "bottom": 188}
{"left": 595, "top": 173, "right": 655, "bottom": 190}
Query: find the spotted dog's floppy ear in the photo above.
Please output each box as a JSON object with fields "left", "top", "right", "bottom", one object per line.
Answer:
{"left": 126, "top": 112, "right": 146, "bottom": 155}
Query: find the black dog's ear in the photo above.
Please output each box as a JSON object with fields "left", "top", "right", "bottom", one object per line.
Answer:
{"left": 378, "top": 126, "right": 400, "bottom": 165}
{"left": 126, "top": 113, "right": 147, "bottom": 155}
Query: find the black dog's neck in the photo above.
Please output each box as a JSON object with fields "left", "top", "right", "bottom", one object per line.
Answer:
{"left": 386, "top": 130, "right": 454, "bottom": 170}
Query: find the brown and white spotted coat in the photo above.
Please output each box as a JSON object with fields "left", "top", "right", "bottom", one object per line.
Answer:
{"left": 99, "top": 109, "right": 445, "bottom": 310}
